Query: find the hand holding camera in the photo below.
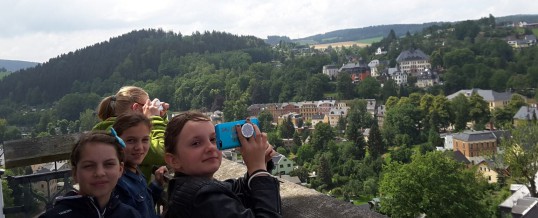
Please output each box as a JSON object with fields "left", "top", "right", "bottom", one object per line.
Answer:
{"left": 142, "top": 98, "right": 168, "bottom": 117}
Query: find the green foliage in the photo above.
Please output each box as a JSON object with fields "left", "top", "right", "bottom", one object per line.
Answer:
{"left": 55, "top": 93, "right": 101, "bottom": 121}
{"left": 279, "top": 115, "right": 295, "bottom": 138}
{"left": 336, "top": 73, "right": 354, "bottom": 100}
{"left": 356, "top": 77, "right": 380, "bottom": 99}
{"left": 501, "top": 122, "right": 538, "bottom": 196}
{"left": 257, "top": 110, "right": 274, "bottom": 132}
{"left": 367, "top": 120, "right": 384, "bottom": 158}
{"left": 468, "top": 92, "right": 490, "bottom": 128}
{"left": 311, "top": 122, "right": 334, "bottom": 150}
{"left": 382, "top": 99, "right": 421, "bottom": 146}
{"left": 450, "top": 93, "right": 470, "bottom": 131}
{"left": 379, "top": 152, "right": 490, "bottom": 218}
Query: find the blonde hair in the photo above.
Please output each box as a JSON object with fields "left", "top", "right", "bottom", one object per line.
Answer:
{"left": 96, "top": 86, "right": 149, "bottom": 121}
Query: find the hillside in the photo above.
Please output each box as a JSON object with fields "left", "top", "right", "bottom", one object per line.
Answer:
{"left": 0, "top": 59, "right": 39, "bottom": 72}
{"left": 293, "top": 22, "right": 445, "bottom": 44}
{"left": 263, "top": 14, "right": 538, "bottom": 46}
{"left": 0, "top": 29, "right": 270, "bottom": 105}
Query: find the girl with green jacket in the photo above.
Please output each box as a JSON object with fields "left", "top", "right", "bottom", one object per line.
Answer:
{"left": 93, "top": 86, "right": 168, "bottom": 181}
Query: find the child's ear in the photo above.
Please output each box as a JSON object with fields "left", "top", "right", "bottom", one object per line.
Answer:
{"left": 165, "top": 153, "right": 181, "bottom": 171}
{"left": 119, "top": 162, "right": 124, "bottom": 174}
{"left": 72, "top": 168, "right": 79, "bottom": 184}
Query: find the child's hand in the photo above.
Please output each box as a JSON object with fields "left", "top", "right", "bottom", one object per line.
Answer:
{"left": 160, "top": 102, "right": 169, "bottom": 117}
{"left": 265, "top": 144, "right": 276, "bottom": 163}
{"left": 236, "top": 122, "right": 267, "bottom": 176}
{"left": 154, "top": 166, "right": 169, "bottom": 187}
{"left": 142, "top": 99, "right": 161, "bottom": 117}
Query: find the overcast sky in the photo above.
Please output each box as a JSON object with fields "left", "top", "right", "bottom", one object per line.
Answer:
{"left": 1, "top": 0, "right": 536, "bottom": 63}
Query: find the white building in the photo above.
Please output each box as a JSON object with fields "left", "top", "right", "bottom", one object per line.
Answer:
{"left": 271, "top": 154, "right": 295, "bottom": 176}
{"left": 375, "top": 47, "right": 387, "bottom": 55}
{"left": 322, "top": 65, "right": 339, "bottom": 80}
{"left": 368, "top": 60, "right": 381, "bottom": 77}
{"left": 391, "top": 70, "right": 408, "bottom": 86}
{"left": 396, "top": 49, "right": 431, "bottom": 76}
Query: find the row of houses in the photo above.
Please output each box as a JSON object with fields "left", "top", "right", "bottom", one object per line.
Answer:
{"left": 323, "top": 48, "right": 441, "bottom": 88}
{"left": 247, "top": 99, "right": 385, "bottom": 128}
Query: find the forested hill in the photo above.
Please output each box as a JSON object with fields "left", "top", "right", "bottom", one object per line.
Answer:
{"left": 0, "top": 29, "right": 270, "bottom": 105}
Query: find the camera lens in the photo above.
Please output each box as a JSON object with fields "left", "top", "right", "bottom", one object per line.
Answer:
{"left": 241, "top": 123, "right": 254, "bottom": 138}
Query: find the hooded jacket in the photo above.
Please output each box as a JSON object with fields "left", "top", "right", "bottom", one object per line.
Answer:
{"left": 92, "top": 115, "right": 167, "bottom": 180}
{"left": 39, "top": 190, "right": 142, "bottom": 218}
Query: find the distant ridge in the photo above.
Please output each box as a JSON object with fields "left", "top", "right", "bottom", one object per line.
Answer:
{"left": 0, "top": 59, "right": 39, "bottom": 72}
{"left": 264, "top": 14, "right": 538, "bottom": 45}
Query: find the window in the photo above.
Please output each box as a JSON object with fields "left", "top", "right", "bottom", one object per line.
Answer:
{"left": 280, "top": 164, "right": 284, "bottom": 168}
{"left": 287, "top": 164, "right": 291, "bottom": 167}
{"left": 488, "top": 176, "right": 491, "bottom": 181}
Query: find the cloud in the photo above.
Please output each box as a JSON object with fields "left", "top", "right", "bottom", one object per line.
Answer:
{"left": 0, "top": 0, "right": 537, "bottom": 62}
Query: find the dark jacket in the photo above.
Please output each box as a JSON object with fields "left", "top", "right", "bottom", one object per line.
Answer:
{"left": 164, "top": 172, "right": 282, "bottom": 218}
{"left": 39, "top": 190, "right": 142, "bottom": 218}
{"left": 116, "top": 168, "right": 163, "bottom": 218}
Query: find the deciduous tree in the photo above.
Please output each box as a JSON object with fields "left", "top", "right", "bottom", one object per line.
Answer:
{"left": 379, "top": 152, "right": 490, "bottom": 217}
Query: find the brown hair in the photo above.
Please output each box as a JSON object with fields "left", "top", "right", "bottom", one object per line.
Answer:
{"left": 70, "top": 131, "right": 125, "bottom": 168}
{"left": 96, "top": 86, "right": 149, "bottom": 121}
{"left": 164, "top": 111, "right": 211, "bottom": 154}
{"left": 112, "top": 112, "right": 152, "bottom": 136}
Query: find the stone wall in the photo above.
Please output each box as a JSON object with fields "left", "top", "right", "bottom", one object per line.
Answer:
{"left": 214, "top": 159, "right": 387, "bottom": 218}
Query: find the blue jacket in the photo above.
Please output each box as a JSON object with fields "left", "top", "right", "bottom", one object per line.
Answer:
{"left": 115, "top": 168, "right": 163, "bottom": 218}
{"left": 39, "top": 190, "right": 141, "bottom": 218}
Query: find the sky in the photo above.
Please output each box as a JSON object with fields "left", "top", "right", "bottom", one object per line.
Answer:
{"left": 0, "top": 0, "right": 537, "bottom": 63}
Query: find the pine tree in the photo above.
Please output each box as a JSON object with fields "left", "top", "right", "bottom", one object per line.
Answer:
{"left": 368, "top": 119, "right": 384, "bottom": 158}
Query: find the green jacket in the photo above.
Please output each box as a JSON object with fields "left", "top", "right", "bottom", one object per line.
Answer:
{"left": 93, "top": 116, "right": 167, "bottom": 181}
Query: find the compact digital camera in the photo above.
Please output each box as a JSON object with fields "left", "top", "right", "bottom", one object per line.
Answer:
{"left": 154, "top": 99, "right": 164, "bottom": 111}
{"left": 215, "top": 118, "right": 259, "bottom": 150}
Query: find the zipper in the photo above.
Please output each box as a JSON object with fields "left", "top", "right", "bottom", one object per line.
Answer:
{"left": 89, "top": 197, "right": 106, "bottom": 218}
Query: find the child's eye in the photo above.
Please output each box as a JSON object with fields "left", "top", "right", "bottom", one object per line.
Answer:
{"left": 105, "top": 162, "right": 117, "bottom": 167}
{"left": 82, "top": 165, "right": 95, "bottom": 169}
{"left": 126, "top": 139, "right": 136, "bottom": 144}
{"left": 210, "top": 137, "right": 217, "bottom": 143}
{"left": 191, "top": 140, "right": 200, "bottom": 146}
{"left": 142, "top": 138, "right": 150, "bottom": 143}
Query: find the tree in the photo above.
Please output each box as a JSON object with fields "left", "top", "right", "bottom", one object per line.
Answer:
{"left": 336, "top": 74, "right": 354, "bottom": 100}
{"left": 311, "top": 122, "right": 334, "bottom": 151}
{"left": 279, "top": 115, "right": 295, "bottom": 138}
{"left": 317, "top": 154, "right": 332, "bottom": 189}
{"left": 55, "top": 92, "right": 101, "bottom": 121}
{"left": 382, "top": 101, "right": 421, "bottom": 146}
{"left": 257, "top": 110, "right": 274, "bottom": 132}
{"left": 79, "top": 109, "right": 99, "bottom": 132}
{"left": 293, "top": 131, "right": 302, "bottom": 147}
{"left": 379, "top": 152, "right": 490, "bottom": 217}
{"left": 357, "top": 77, "right": 380, "bottom": 99}
{"left": 501, "top": 122, "right": 538, "bottom": 197}
{"left": 468, "top": 93, "right": 490, "bottom": 129}
{"left": 368, "top": 120, "right": 384, "bottom": 158}
{"left": 381, "top": 79, "right": 398, "bottom": 101}
{"left": 450, "top": 93, "right": 470, "bottom": 131}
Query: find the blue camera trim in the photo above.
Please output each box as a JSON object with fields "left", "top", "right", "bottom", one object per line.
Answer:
{"left": 215, "top": 118, "right": 259, "bottom": 150}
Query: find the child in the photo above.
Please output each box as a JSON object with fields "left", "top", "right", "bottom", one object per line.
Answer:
{"left": 93, "top": 86, "right": 168, "bottom": 181}
{"left": 39, "top": 131, "right": 141, "bottom": 218}
{"left": 163, "top": 112, "right": 282, "bottom": 218}
{"left": 112, "top": 113, "right": 166, "bottom": 218}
